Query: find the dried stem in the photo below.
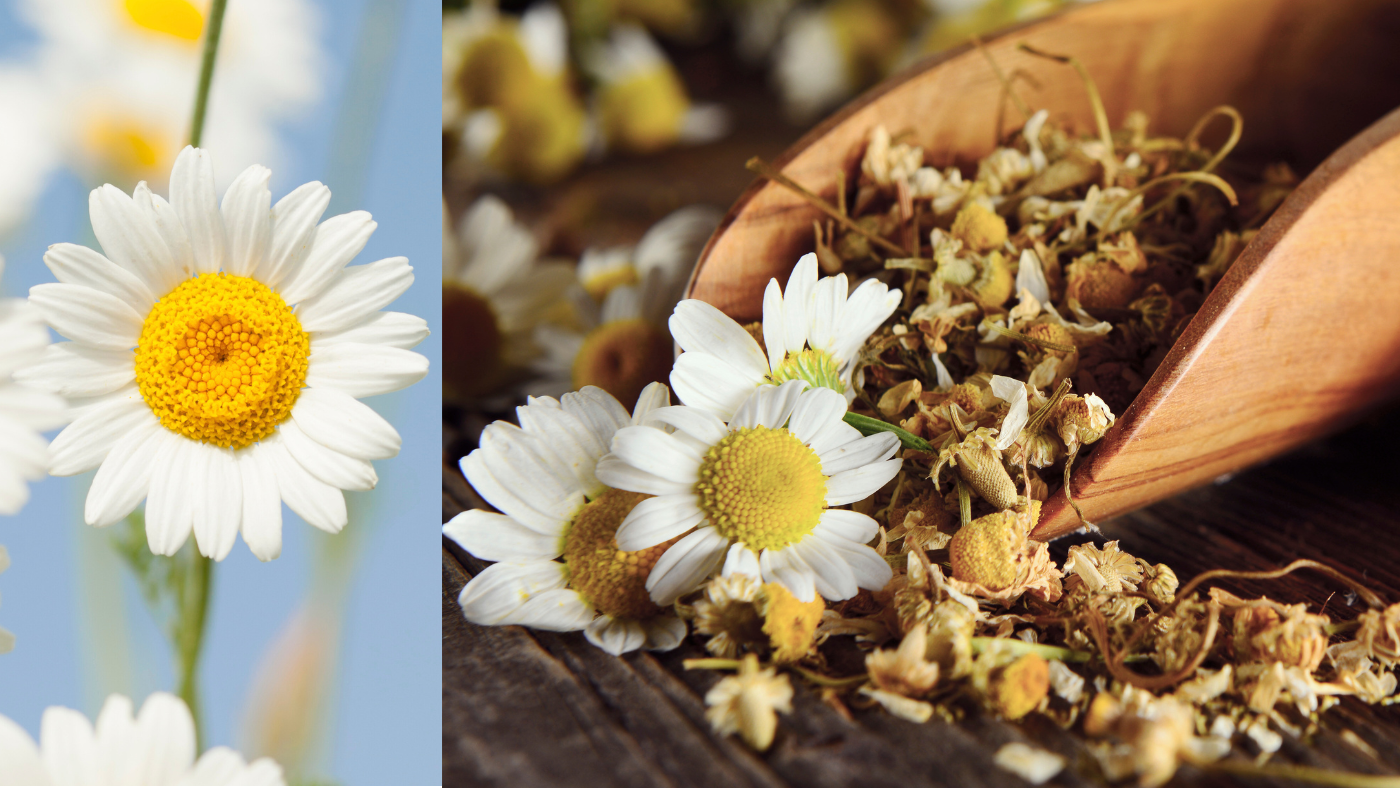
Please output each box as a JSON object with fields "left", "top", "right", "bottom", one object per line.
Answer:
{"left": 747, "top": 157, "right": 908, "bottom": 256}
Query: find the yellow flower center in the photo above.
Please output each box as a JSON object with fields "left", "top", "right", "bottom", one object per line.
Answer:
{"left": 82, "top": 115, "right": 172, "bottom": 181}
{"left": 457, "top": 30, "right": 536, "bottom": 111}
{"left": 563, "top": 489, "right": 676, "bottom": 620}
{"left": 762, "top": 582, "right": 824, "bottom": 664}
{"left": 581, "top": 265, "right": 639, "bottom": 302}
{"left": 767, "top": 348, "right": 844, "bottom": 395}
{"left": 572, "top": 318, "right": 672, "bottom": 410}
{"left": 134, "top": 274, "right": 308, "bottom": 449}
{"left": 948, "top": 510, "right": 1024, "bottom": 591}
{"left": 123, "top": 0, "right": 204, "bottom": 41}
{"left": 598, "top": 68, "right": 688, "bottom": 155}
{"left": 441, "top": 283, "right": 504, "bottom": 399}
{"left": 696, "top": 426, "right": 827, "bottom": 552}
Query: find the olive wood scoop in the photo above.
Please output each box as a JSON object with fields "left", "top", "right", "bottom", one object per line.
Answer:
{"left": 684, "top": 0, "right": 1400, "bottom": 540}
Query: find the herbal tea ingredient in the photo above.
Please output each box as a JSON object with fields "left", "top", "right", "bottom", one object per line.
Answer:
{"left": 445, "top": 55, "right": 1400, "bottom": 787}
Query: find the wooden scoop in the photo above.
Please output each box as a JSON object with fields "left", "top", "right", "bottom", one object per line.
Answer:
{"left": 686, "top": 0, "right": 1400, "bottom": 540}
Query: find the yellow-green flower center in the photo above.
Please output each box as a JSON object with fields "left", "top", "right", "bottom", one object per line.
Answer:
{"left": 696, "top": 426, "right": 827, "bottom": 552}
{"left": 134, "top": 274, "right": 308, "bottom": 449}
{"left": 572, "top": 318, "right": 672, "bottom": 411}
{"left": 767, "top": 348, "right": 844, "bottom": 395}
{"left": 562, "top": 489, "right": 675, "bottom": 620}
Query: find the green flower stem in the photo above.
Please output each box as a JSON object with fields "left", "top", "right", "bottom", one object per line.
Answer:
{"left": 176, "top": 553, "right": 213, "bottom": 752}
{"left": 188, "top": 0, "right": 229, "bottom": 148}
{"left": 842, "top": 412, "right": 935, "bottom": 453}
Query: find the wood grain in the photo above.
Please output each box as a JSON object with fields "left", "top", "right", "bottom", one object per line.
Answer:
{"left": 682, "top": 0, "right": 1400, "bottom": 540}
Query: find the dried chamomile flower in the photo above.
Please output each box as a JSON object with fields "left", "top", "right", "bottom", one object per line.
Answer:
{"left": 1047, "top": 659, "right": 1086, "bottom": 705}
{"left": 693, "top": 557, "right": 826, "bottom": 664}
{"left": 704, "top": 653, "right": 793, "bottom": 751}
{"left": 950, "top": 202, "right": 1008, "bottom": 253}
{"left": 947, "top": 506, "right": 1061, "bottom": 604}
{"left": 931, "top": 428, "right": 1018, "bottom": 511}
{"left": 885, "top": 488, "right": 955, "bottom": 551}
{"left": 859, "top": 687, "right": 935, "bottom": 723}
{"left": 1064, "top": 254, "right": 1137, "bottom": 310}
{"left": 1330, "top": 602, "right": 1400, "bottom": 668}
{"left": 763, "top": 580, "right": 826, "bottom": 664}
{"left": 866, "top": 622, "right": 939, "bottom": 698}
{"left": 1215, "top": 591, "right": 1330, "bottom": 672}
{"left": 1054, "top": 393, "right": 1116, "bottom": 456}
{"left": 971, "top": 641, "right": 1050, "bottom": 720}
{"left": 993, "top": 742, "right": 1065, "bottom": 785}
{"left": 1063, "top": 541, "right": 1144, "bottom": 594}
{"left": 1085, "top": 691, "right": 1229, "bottom": 788}
{"left": 861, "top": 126, "right": 922, "bottom": 190}
{"left": 892, "top": 554, "right": 979, "bottom": 679}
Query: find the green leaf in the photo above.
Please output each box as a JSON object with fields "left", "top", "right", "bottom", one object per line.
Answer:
{"left": 842, "top": 412, "right": 935, "bottom": 453}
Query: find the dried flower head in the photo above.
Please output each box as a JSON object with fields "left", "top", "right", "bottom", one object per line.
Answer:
{"left": 951, "top": 202, "right": 1008, "bottom": 253}
{"left": 866, "top": 622, "right": 940, "bottom": 698}
{"left": 704, "top": 653, "right": 793, "bottom": 751}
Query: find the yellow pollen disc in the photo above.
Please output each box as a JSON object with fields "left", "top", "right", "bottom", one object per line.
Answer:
{"left": 563, "top": 489, "right": 676, "bottom": 620}
{"left": 123, "top": 0, "right": 204, "bottom": 41}
{"left": 441, "top": 283, "right": 504, "bottom": 399}
{"left": 767, "top": 348, "right": 844, "bottom": 395}
{"left": 572, "top": 318, "right": 672, "bottom": 410}
{"left": 83, "top": 115, "right": 171, "bottom": 179}
{"left": 134, "top": 274, "right": 308, "bottom": 449}
{"left": 696, "top": 426, "right": 827, "bottom": 552}
{"left": 581, "top": 266, "right": 639, "bottom": 302}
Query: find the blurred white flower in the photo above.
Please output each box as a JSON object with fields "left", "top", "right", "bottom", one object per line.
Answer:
{"left": 0, "top": 255, "right": 66, "bottom": 515}
{"left": 0, "top": 691, "right": 283, "bottom": 785}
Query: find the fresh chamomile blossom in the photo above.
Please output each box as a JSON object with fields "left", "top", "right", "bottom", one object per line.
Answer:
{"left": 0, "top": 256, "right": 67, "bottom": 515}
{"left": 0, "top": 692, "right": 283, "bottom": 785}
{"left": 443, "top": 194, "right": 574, "bottom": 400}
{"left": 587, "top": 25, "right": 728, "bottom": 155}
{"left": 598, "top": 380, "right": 902, "bottom": 604}
{"left": 670, "top": 253, "right": 901, "bottom": 420}
{"left": 15, "top": 146, "right": 429, "bottom": 561}
{"left": 14, "top": 0, "right": 321, "bottom": 193}
{"left": 530, "top": 206, "right": 720, "bottom": 407}
{"left": 445, "top": 382, "right": 690, "bottom": 656}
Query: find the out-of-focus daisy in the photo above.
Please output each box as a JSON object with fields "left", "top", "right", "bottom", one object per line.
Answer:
{"left": 0, "top": 691, "right": 283, "bottom": 785}
{"left": 0, "top": 256, "right": 66, "bottom": 516}
{"left": 444, "top": 3, "right": 587, "bottom": 183}
{"left": 598, "top": 380, "right": 901, "bottom": 604}
{"left": 530, "top": 206, "right": 719, "bottom": 408}
{"left": 670, "top": 253, "right": 901, "bottom": 420}
{"left": 16, "top": 146, "right": 429, "bottom": 561}
{"left": 0, "top": 546, "right": 12, "bottom": 655}
{"left": 445, "top": 383, "right": 689, "bottom": 656}
{"left": 772, "top": 0, "right": 905, "bottom": 122}
{"left": 14, "top": 0, "right": 322, "bottom": 195}
{"left": 442, "top": 195, "right": 574, "bottom": 401}
{"left": 588, "top": 25, "right": 728, "bottom": 155}
{"left": 0, "top": 69, "right": 62, "bottom": 232}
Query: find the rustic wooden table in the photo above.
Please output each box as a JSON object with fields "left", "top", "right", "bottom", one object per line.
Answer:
{"left": 443, "top": 403, "right": 1400, "bottom": 787}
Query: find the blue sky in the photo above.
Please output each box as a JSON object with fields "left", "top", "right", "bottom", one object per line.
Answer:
{"left": 0, "top": 1, "right": 441, "bottom": 783}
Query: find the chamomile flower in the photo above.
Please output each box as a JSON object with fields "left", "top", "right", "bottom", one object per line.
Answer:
{"left": 0, "top": 692, "right": 283, "bottom": 785}
{"left": 0, "top": 257, "right": 67, "bottom": 515}
{"left": 445, "top": 382, "right": 689, "bottom": 656}
{"left": 529, "top": 206, "right": 720, "bottom": 408}
{"left": 598, "top": 380, "right": 901, "bottom": 604}
{"left": 670, "top": 253, "right": 901, "bottom": 420}
{"left": 14, "top": 0, "right": 321, "bottom": 193}
{"left": 443, "top": 195, "right": 574, "bottom": 400}
{"left": 16, "top": 146, "right": 429, "bottom": 561}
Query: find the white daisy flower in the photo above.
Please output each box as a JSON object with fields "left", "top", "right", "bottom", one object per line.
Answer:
{"left": 670, "top": 253, "right": 901, "bottom": 420}
{"left": 772, "top": 6, "right": 851, "bottom": 122}
{"left": 0, "top": 691, "right": 283, "bottom": 785}
{"left": 0, "top": 546, "right": 12, "bottom": 655}
{"left": 443, "top": 195, "right": 574, "bottom": 400}
{"left": 530, "top": 206, "right": 720, "bottom": 408}
{"left": 0, "top": 256, "right": 67, "bottom": 516}
{"left": 445, "top": 382, "right": 689, "bottom": 656}
{"left": 15, "top": 146, "right": 429, "bottom": 561}
{"left": 442, "top": 2, "right": 568, "bottom": 132}
{"left": 12, "top": 0, "right": 322, "bottom": 195}
{"left": 597, "top": 380, "right": 902, "bottom": 605}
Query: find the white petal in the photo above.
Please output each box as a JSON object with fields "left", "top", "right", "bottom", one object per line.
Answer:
{"left": 762, "top": 279, "right": 786, "bottom": 372}
{"left": 825, "top": 458, "right": 903, "bottom": 505}
{"left": 48, "top": 392, "right": 153, "bottom": 476}
{"left": 608, "top": 426, "right": 701, "bottom": 484}
{"left": 932, "top": 352, "right": 955, "bottom": 389}
{"left": 236, "top": 447, "right": 282, "bottom": 562}
{"left": 278, "top": 211, "right": 376, "bottom": 304}
{"left": 585, "top": 616, "right": 647, "bottom": 655}
{"left": 0, "top": 384, "right": 67, "bottom": 430}
{"left": 595, "top": 456, "right": 693, "bottom": 497}
{"left": 129, "top": 692, "right": 197, "bottom": 785}
{"left": 807, "top": 419, "right": 864, "bottom": 458}
{"left": 670, "top": 351, "right": 762, "bottom": 421}
{"left": 818, "top": 432, "right": 900, "bottom": 475}
{"left": 643, "top": 406, "right": 728, "bottom": 447}
{"left": 310, "top": 311, "right": 428, "bottom": 350}
{"left": 13, "top": 342, "right": 134, "bottom": 398}
{"left": 40, "top": 705, "right": 99, "bottom": 785}
{"left": 132, "top": 182, "right": 193, "bottom": 284}
{"left": 169, "top": 147, "right": 228, "bottom": 276}
{"left": 643, "top": 615, "right": 687, "bottom": 651}
{"left": 28, "top": 283, "right": 143, "bottom": 349}
{"left": 192, "top": 445, "right": 241, "bottom": 561}
{"left": 145, "top": 436, "right": 200, "bottom": 556}
{"left": 290, "top": 388, "right": 401, "bottom": 460}
{"left": 256, "top": 433, "right": 348, "bottom": 534}
{"left": 720, "top": 543, "right": 761, "bottom": 579}
{"left": 89, "top": 183, "right": 181, "bottom": 296}
{"left": 461, "top": 447, "right": 580, "bottom": 536}
{"left": 615, "top": 493, "right": 704, "bottom": 551}
{"left": 782, "top": 254, "right": 818, "bottom": 354}
{"left": 443, "top": 509, "right": 562, "bottom": 562}
{"left": 0, "top": 714, "right": 46, "bottom": 785}
{"left": 990, "top": 375, "right": 1029, "bottom": 451}
{"left": 760, "top": 546, "right": 817, "bottom": 602}
{"left": 630, "top": 381, "right": 671, "bottom": 424}
{"left": 260, "top": 181, "right": 331, "bottom": 289}
{"left": 220, "top": 164, "right": 272, "bottom": 277}
{"left": 731, "top": 379, "right": 805, "bottom": 430}
{"left": 0, "top": 415, "right": 46, "bottom": 479}
{"left": 833, "top": 279, "right": 901, "bottom": 364}
{"left": 457, "top": 560, "right": 567, "bottom": 625}
{"left": 794, "top": 535, "right": 858, "bottom": 600}
{"left": 562, "top": 386, "right": 632, "bottom": 449}
{"left": 516, "top": 395, "right": 606, "bottom": 496}
{"left": 1016, "top": 248, "right": 1051, "bottom": 305}
{"left": 789, "top": 386, "right": 847, "bottom": 446}
{"left": 513, "top": 588, "right": 595, "bottom": 631}
{"left": 295, "top": 257, "right": 413, "bottom": 334}
{"left": 645, "top": 525, "right": 728, "bottom": 605}
{"left": 806, "top": 274, "right": 847, "bottom": 356}
{"left": 85, "top": 421, "right": 166, "bottom": 527}
{"left": 668, "top": 300, "right": 768, "bottom": 378}
{"left": 279, "top": 420, "right": 377, "bottom": 491}
{"left": 816, "top": 535, "right": 892, "bottom": 592}
{"left": 43, "top": 242, "right": 155, "bottom": 314}
{"left": 814, "top": 509, "right": 879, "bottom": 544}
{"left": 304, "top": 343, "right": 428, "bottom": 398}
